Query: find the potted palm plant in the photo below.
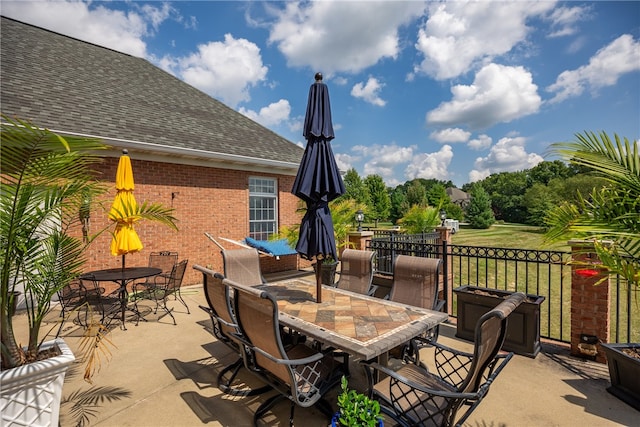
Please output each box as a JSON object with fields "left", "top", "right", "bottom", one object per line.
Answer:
{"left": 332, "top": 376, "right": 383, "bottom": 427}
{"left": 0, "top": 116, "right": 178, "bottom": 425}
{"left": 544, "top": 131, "right": 639, "bottom": 410}
{"left": 1, "top": 116, "right": 109, "bottom": 426}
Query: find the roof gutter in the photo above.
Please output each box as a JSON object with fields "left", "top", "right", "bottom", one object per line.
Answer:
{"left": 43, "top": 127, "right": 302, "bottom": 171}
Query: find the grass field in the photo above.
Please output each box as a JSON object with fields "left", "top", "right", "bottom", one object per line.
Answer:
{"left": 451, "top": 223, "right": 569, "bottom": 251}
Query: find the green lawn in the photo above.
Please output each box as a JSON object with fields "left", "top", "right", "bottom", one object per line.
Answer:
{"left": 451, "top": 223, "right": 568, "bottom": 251}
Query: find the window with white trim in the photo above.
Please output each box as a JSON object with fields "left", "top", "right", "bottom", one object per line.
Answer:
{"left": 249, "top": 177, "right": 277, "bottom": 240}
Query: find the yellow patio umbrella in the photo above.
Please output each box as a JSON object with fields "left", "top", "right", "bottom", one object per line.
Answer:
{"left": 109, "top": 149, "right": 143, "bottom": 267}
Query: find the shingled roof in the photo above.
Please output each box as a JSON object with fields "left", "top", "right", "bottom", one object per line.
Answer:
{"left": 0, "top": 16, "right": 303, "bottom": 173}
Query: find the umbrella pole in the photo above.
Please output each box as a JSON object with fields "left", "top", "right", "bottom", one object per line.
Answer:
{"left": 121, "top": 254, "right": 127, "bottom": 328}
{"left": 315, "top": 261, "right": 322, "bottom": 303}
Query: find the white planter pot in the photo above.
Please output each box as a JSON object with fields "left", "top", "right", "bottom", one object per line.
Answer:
{"left": 0, "top": 338, "right": 75, "bottom": 427}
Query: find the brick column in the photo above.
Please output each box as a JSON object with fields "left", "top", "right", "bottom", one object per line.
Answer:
{"left": 436, "top": 226, "right": 454, "bottom": 314}
{"left": 569, "top": 240, "right": 610, "bottom": 363}
{"left": 347, "top": 231, "right": 373, "bottom": 251}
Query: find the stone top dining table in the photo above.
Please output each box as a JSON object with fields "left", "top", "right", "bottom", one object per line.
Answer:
{"left": 256, "top": 279, "right": 449, "bottom": 361}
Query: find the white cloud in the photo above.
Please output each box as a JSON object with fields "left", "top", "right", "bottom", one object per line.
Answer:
{"left": 351, "top": 77, "right": 386, "bottom": 106}
{"left": 414, "top": 2, "right": 554, "bottom": 80}
{"left": 0, "top": 0, "right": 168, "bottom": 57}
{"left": 334, "top": 153, "right": 356, "bottom": 174}
{"left": 239, "top": 99, "right": 291, "bottom": 127}
{"left": 430, "top": 128, "right": 470, "bottom": 144}
{"left": 467, "top": 134, "right": 492, "bottom": 151}
{"left": 162, "top": 34, "right": 268, "bottom": 108}
{"left": 405, "top": 145, "right": 454, "bottom": 181}
{"left": 468, "top": 136, "right": 543, "bottom": 182}
{"left": 545, "top": 5, "right": 591, "bottom": 38}
{"left": 267, "top": 1, "right": 424, "bottom": 74}
{"left": 351, "top": 143, "right": 414, "bottom": 184}
{"left": 546, "top": 34, "right": 640, "bottom": 104}
{"left": 427, "top": 63, "right": 541, "bottom": 129}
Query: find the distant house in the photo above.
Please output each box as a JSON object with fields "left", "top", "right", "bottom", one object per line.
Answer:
{"left": 1, "top": 16, "right": 306, "bottom": 285}
{"left": 446, "top": 187, "right": 471, "bottom": 208}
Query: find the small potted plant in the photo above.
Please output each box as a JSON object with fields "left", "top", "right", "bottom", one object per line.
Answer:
{"left": 332, "top": 376, "right": 383, "bottom": 427}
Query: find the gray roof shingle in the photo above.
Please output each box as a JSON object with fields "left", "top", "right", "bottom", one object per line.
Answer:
{"left": 1, "top": 16, "right": 304, "bottom": 170}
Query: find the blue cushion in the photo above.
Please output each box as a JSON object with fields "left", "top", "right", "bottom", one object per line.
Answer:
{"left": 244, "top": 237, "right": 297, "bottom": 256}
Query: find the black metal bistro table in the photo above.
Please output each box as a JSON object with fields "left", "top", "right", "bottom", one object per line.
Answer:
{"left": 80, "top": 267, "right": 161, "bottom": 329}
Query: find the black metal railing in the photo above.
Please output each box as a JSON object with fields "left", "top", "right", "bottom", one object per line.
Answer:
{"left": 446, "top": 243, "right": 571, "bottom": 342}
{"left": 369, "top": 232, "right": 439, "bottom": 274}
{"left": 366, "top": 236, "right": 637, "bottom": 344}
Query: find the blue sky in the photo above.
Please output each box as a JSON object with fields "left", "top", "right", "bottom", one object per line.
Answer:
{"left": 3, "top": 1, "right": 639, "bottom": 187}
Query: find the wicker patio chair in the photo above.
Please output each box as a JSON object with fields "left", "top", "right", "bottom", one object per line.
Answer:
{"left": 228, "top": 278, "right": 349, "bottom": 427}
{"left": 194, "top": 264, "right": 271, "bottom": 397}
{"left": 334, "top": 249, "right": 377, "bottom": 296}
{"left": 388, "top": 255, "right": 445, "bottom": 363}
{"left": 134, "top": 259, "right": 189, "bottom": 325}
{"left": 222, "top": 248, "right": 266, "bottom": 285}
{"left": 363, "top": 292, "right": 526, "bottom": 427}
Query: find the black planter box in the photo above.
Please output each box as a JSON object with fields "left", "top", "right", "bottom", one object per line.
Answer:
{"left": 454, "top": 285, "right": 545, "bottom": 358}
{"left": 601, "top": 343, "right": 640, "bottom": 411}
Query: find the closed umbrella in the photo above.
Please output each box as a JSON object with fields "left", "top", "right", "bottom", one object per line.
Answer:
{"left": 109, "top": 149, "right": 143, "bottom": 266}
{"left": 292, "top": 73, "right": 345, "bottom": 303}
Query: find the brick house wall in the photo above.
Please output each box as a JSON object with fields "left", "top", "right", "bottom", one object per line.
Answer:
{"left": 79, "top": 156, "right": 304, "bottom": 288}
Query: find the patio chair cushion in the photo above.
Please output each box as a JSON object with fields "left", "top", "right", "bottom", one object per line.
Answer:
{"left": 245, "top": 237, "right": 297, "bottom": 256}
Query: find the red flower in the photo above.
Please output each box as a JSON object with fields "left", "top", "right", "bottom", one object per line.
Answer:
{"left": 575, "top": 268, "right": 599, "bottom": 277}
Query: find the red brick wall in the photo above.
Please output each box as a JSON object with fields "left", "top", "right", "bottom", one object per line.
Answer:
{"left": 78, "top": 157, "right": 304, "bottom": 286}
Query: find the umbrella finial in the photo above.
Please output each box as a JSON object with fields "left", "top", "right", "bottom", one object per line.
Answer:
{"left": 315, "top": 72, "right": 323, "bottom": 82}
{"left": 122, "top": 148, "right": 128, "bottom": 155}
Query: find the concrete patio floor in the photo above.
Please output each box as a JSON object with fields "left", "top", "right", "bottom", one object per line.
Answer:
{"left": 12, "top": 274, "right": 638, "bottom": 426}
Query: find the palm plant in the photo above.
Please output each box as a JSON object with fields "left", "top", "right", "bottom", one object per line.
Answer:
{"left": 1, "top": 116, "right": 178, "bottom": 375}
{"left": 1, "top": 116, "right": 108, "bottom": 369}
{"left": 277, "top": 198, "right": 364, "bottom": 262}
{"left": 544, "top": 131, "right": 639, "bottom": 288}
{"left": 397, "top": 204, "right": 442, "bottom": 234}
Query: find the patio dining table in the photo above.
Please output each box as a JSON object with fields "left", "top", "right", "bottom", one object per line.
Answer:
{"left": 256, "top": 279, "right": 449, "bottom": 362}
{"left": 80, "top": 267, "right": 161, "bottom": 329}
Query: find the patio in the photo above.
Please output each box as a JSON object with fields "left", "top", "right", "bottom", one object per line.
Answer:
{"left": 13, "top": 273, "right": 638, "bottom": 426}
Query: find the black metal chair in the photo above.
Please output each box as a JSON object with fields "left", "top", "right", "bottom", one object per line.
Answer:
{"left": 77, "top": 275, "right": 121, "bottom": 329}
{"left": 363, "top": 292, "right": 526, "bottom": 427}
{"left": 194, "top": 264, "right": 271, "bottom": 397}
{"left": 228, "top": 277, "right": 349, "bottom": 427}
{"left": 134, "top": 250, "right": 179, "bottom": 293}
{"left": 56, "top": 278, "right": 87, "bottom": 336}
{"left": 148, "top": 251, "right": 179, "bottom": 279}
{"left": 134, "top": 259, "right": 189, "bottom": 325}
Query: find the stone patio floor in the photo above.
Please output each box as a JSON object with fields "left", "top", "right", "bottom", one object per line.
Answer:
{"left": 11, "top": 272, "right": 638, "bottom": 426}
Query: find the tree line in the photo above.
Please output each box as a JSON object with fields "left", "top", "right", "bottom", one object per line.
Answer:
{"left": 339, "top": 159, "right": 608, "bottom": 229}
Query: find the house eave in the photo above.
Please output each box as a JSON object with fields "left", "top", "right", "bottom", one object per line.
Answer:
{"left": 52, "top": 128, "right": 301, "bottom": 176}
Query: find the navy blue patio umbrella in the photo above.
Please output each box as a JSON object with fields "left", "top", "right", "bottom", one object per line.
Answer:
{"left": 292, "top": 73, "right": 345, "bottom": 303}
